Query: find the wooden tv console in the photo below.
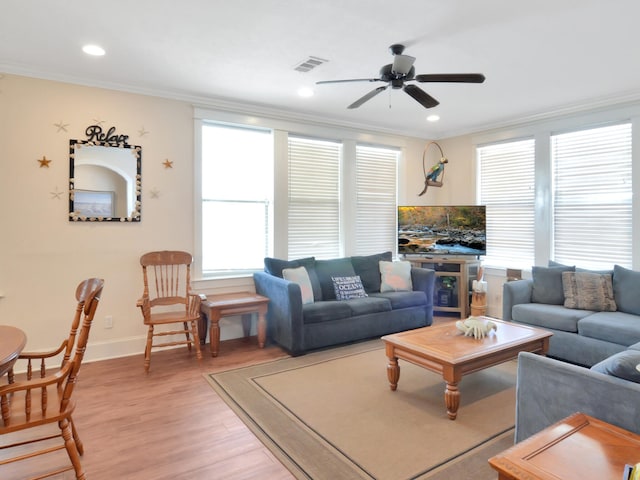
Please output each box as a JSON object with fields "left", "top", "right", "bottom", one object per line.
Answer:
{"left": 407, "top": 257, "right": 480, "bottom": 318}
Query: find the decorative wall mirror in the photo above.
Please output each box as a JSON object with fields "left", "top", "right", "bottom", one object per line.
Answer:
{"left": 69, "top": 126, "right": 141, "bottom": 222}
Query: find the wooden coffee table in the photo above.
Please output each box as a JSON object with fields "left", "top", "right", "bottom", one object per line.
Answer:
{"left": 489, "top": 412, "right": 640, "bottom": 479}
{"left": 381, "top": 317, "right": 552, "bottom": 420}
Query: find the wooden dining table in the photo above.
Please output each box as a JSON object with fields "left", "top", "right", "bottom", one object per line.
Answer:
{"left": 0, "top": 325, "right": 27, "bottom": 377}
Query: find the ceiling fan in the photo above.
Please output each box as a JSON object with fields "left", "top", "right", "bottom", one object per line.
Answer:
{"left": 316, "top": 44, "right": 485, "bottom": 109}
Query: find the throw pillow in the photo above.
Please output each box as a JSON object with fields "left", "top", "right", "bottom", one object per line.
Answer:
{"left": 531, "top": 265, "right": 575, "bottom": 305}
{"left": 613, "top": 265, "right": 640, "bottom": 316}
{"left": 331, "top": 275, "right": 368, "bottom": 301}
{"left": 591, "top": 350, "right": 640, "bottom": 383}
{"left": 351, "top": 251, "right": 392, "bottom": 293}
{"left": 562, "top": 272, "right": 617, "bottom": 312}
{"left": 379, "top": 260, "right": 413, "bottom": 292}
{"left": 282, "top": 266, "right": 314, "bottom": 304}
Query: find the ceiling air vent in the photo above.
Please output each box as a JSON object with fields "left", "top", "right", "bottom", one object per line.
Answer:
{"left": 294, "top": 56, "right": 328, "bottom": 73}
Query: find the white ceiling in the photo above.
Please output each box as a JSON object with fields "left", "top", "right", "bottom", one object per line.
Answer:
{"left": 2, "top": 0, "right": 640, "bottom": 139}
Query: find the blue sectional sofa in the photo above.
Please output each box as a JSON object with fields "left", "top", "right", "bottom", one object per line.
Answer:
{"left": 253, "top": 252, "right": 435, "bottom": 355}
{"left": 503, "top": 263, "right": 640, "bottom": 367}
{"left": 515, "top": 351, "right": 640, "bottom": 442}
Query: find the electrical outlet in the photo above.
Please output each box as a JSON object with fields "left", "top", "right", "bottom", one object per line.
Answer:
{"left": 104, "top": 315, "right": 113, "bottom": 329}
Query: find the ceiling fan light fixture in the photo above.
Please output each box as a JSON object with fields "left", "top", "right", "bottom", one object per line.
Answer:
{"left": 427, "top": 114, "right": 440, "bottom": 122}
{"left": 316, "top": 43, "right": 484, "bottom": 110}
{"left": 391, "top": 54, "right": 415, "bottom": 75}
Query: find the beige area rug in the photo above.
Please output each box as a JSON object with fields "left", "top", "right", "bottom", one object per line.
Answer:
{"left": 206, "top": 340, "right": 517, "bottom": 480}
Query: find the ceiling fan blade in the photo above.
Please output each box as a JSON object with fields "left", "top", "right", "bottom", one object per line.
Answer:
{"left": 403, "top": 85, "right": 439, "bottom": 109}
{"left": 348, "top": 86, "right": 388, "bottom": 109}
{"left": 415, "top": 73, "right": 485, "bottom": 83}
{"left": 392, "top": 54, "right": 415, "bottom": 75}
{"left": 316, "top": 78, "right": 381, "bottom": 85}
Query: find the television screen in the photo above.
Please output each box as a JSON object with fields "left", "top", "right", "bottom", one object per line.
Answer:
{"left": 398, "top": 205, "right": 486, "bottom": 256}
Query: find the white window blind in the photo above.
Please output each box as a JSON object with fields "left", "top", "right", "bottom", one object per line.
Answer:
{"left": 355, "top": 146, "right": 398, "bottom": 255}
{"left": 288, "top": 136, "right": 341, "bottom": 259}
{"left": 478, "top": 139, "right": 535, "bottom": 268}
{"left": 552, "top": 123, "right": 632, "bottom": 269}
{"left": 201, "top": 123, "right": 273, "bottom": 275}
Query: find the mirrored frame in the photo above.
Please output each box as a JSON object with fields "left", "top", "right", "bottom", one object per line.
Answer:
{"left": 69, "top": 140, "right": 141, "bottom": 222}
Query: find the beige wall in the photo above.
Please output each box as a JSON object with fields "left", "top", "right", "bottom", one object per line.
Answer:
{"left": 0, "top": 75, "right": 196, "bottom": 361}
{"left": 3, "top": 75, "right": 485, "bottom": 362}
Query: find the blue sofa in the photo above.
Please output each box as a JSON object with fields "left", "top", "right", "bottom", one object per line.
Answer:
{"left": 503, "top": 264, "right": 640, "bottom": 367}
{"left": 253, "top": 252, "right": 435, "bottom": 355}
{"left": 515, "top": 351, "right": 640, "bottom": 442}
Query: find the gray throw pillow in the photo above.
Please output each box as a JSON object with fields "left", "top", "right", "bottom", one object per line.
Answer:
{"left": 591, "top": 350, "right": 640, "bottom": 383}
{"left": 332, "top": 275, "right": 368, "bottom": 300}
{"left": 613, "top": 265, "right": 640, "bottom": 316}
{"left": 562, "top": 272, "right": 617, "bottom": 312}
{"left": 531, "top": 265, "right": 575, "bottom": 305}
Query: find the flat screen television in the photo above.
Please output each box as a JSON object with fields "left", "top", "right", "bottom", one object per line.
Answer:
{"left": 398, "top": 205, "right": 486, "bottom": 256}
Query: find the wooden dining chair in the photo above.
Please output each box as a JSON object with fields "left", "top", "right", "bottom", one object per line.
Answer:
{"left": 137, "top": 251, "right": 203, "bottom": 373}
{"left": 7, "top": 279, "right": 97, "bottom": 385}
{"left": 0, "top": 277, "right": 104, "bottom": 480}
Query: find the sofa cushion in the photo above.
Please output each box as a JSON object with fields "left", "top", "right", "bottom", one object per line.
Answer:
{"left": 282, "top": 266, "right": 314, "bottom": 304}
{"left": 315, "top": 258, "right": 357, "bottom": 301}
{"left": 562, "top": 272, "right": 616, "bottom": 312}
{"left": 591, "top": 350, "right": 640, "bottom": 383}
{"left": 265, "top": 256, "right": 314, "bottom": 277}
{"left": 613, "top": 265, "right": 640, "bottom": 315}
{"left": 531, "top": 265, "right": 575, "bottom": 305}
{"left": 332, "top": 275, "right": 368, "bottom": 300}
{"left": 350, "top": 251, "right": 392, "bottom": 293}
{"left": 578, "top": 311, "right": 640, "bottom": 346}
{"left": 264, "top": 256, "right": 322, "bottom": 301}
{"left": 549, "top": 260, "right": 613, "bottom": 276}
{"left": 302, "top": 301, "right": 352, "bottom": 324}
{"left": 380, "top": 260, "right": 413, "bottom": 292}
{"left": 511, "top": 303, "right": 591, "bottom": 332}
{"left": 372, "top": 291, "right": 427, "bottom": 310}
{"left": 344, "top": 297, "right": 392, "bottom": 316}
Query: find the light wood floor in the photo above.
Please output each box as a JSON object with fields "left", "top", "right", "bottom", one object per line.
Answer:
{"left": 3, "top": 337, "right": 295, "bottom": 480}
{"left": 4, "top": 317, "right": 450, "bottom": 479}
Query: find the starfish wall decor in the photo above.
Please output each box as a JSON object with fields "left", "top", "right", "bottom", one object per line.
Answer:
{"left": 37, "top": 155, "right": 52, "bottom": 168}
{"left": 53, "top": 121, "right": 69, "bottom": 132}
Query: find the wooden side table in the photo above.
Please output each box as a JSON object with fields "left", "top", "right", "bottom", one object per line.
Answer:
{"left": 200, "top": 292, "right": 269, "bottom": 357}
{"left": 489, "top": 412, "right": 640, "bottom": 479}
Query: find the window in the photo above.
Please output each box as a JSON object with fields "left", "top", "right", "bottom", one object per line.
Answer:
{"left": 552, "top": 123, "right": 632, "bottom": 269}
{"left": 196, "top": 109, "right": 404, "bottom": 277}
{"left": 200, "top": 123, "right": 273, "bottom": 275}
{"left": 355, "top": 145, "right": 398, "bottom": 255}
{"left": 287, "top": 136, "right": 341, "bottom": 259}
{"left": 478, "top": 139, "right": 536, "bottom": 268}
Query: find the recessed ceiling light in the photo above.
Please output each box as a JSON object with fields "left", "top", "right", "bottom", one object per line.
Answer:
{"left": 427, "top": 114, "right": 440, "bottom": 122}
{"left": 82, "top": 44, "right": 105, "bottom": 56}
{"left": 297, "top": 87, "right": 314, "bottom": 98}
